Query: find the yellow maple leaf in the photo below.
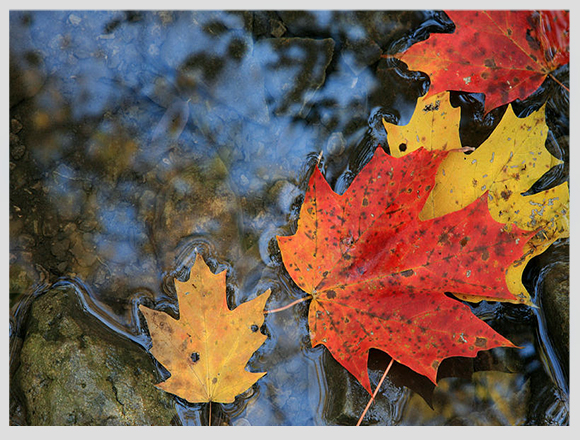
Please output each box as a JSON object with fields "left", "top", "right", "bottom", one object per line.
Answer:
{"left": 383, "top": 92, "right": 568, "bottom": 305}
{"left": 385, "top": 91, "right": 462, "bottom": 157}
{"left": 139, "top": 255, "right": 271, "bottom": 404}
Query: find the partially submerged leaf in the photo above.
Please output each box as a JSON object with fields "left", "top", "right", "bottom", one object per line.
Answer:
{"left": 384, "top": 91, "right": 568, "bottom": 304}
{"left": 139, "top": 255, "right": 271, "bottom": 404}
{"left": 396, "top": 10, "right": 570, "bottom": 113}
{"left": 277, "top": 147, "right": 533, "bottom": 393}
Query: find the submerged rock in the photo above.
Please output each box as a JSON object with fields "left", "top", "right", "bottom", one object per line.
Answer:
{"left": 530, "top": 239, "right": 569, "bottom": 381}
{"left": 320, "top": 350, "right": 406, "bottom": 425}
{"left": 13, "top": 284, "right": 177, "bottom": 425}
{"left": 538, "top": 250, "right": 570, "bottom": 379}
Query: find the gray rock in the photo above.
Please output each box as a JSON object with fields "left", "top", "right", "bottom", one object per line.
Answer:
{"left": 13, "top": 284, "right": 177, "bottom": 425}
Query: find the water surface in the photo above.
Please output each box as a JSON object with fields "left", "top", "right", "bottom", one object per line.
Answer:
{"left": 9, "top": 10, "right": 569, "bottom": 426}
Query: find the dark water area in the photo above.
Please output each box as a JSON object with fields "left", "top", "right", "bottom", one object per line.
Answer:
{"left": 9, "top": 10, "right": 569, "bottom": 426}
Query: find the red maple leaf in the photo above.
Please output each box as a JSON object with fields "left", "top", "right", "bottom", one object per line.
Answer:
{"left": 397, "top": 10, "right": 569, "bottom": 113}
{"left": 277, "top": 147, "right": 534, "bottom": 394}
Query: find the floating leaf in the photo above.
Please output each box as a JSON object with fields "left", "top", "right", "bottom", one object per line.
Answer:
{"left": 385, "top": 91, "right": 462, "bottom": 157}
{"left": 396, "top": 10, "right": 570, "bottom": 113}
{"left": 139, "top": 255, "right": 271, "bottom": 404}
{"left": 277, "top": 147, "right": 532, "bottom": 393}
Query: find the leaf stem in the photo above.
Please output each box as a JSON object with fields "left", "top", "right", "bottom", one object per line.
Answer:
{"left": 264, "top": 295, "right": 312, "bottom": 314}
{"left": 548, "top": 73, "right": 570, "bottom": 93}
{"left": 356, "top": 358, "right": 395, "bottom": 426}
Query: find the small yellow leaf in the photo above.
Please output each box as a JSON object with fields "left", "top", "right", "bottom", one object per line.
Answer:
{"left": 139, "top": 255, "right": 270, "bottom": 404}
{"left": 383, "top": 91, "right": 462, "bottom": 157}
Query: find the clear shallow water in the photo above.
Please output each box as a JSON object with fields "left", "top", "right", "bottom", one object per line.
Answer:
{"left": 9, "top": 10, "right": 569, "bottom": 425}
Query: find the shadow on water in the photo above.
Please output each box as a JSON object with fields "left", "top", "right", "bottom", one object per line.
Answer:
{"left": 9, "top": 10, "right": 569, "bottom": 425}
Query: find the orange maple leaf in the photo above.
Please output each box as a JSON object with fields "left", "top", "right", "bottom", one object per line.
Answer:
{"left": 139, "top": 255, "right": 271, "bottom": 404}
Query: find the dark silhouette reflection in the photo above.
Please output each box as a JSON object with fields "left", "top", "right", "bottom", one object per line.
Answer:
{"left": 10, "top": 10, "right": 569, "bottom": 426}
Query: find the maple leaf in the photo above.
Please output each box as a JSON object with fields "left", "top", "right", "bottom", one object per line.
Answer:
{"left": 383, "top": 91, "right": 568, "bottom": 304}
{"left": 277, "top": 147, "right": 534, "bottom": 394}
{"left": 139, "top": 255, "right": 271, "bottom": 404}
{"left": 397, "top": 10, "right": 570, "bottom": 113}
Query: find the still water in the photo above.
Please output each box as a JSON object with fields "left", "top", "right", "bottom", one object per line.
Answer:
{"left": 9, "top": 11, "right": 569, "bottom": 425}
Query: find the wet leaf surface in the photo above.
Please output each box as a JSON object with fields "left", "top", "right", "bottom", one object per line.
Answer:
{"left": 278, "top": 147, "right": 534, "bottom": 393}
{"left": 384, "top": 91, "right": 568, "bottom": 305}
{"left": 139, "top": 255, "right": 271, "bottom": 404}
{"left": 397, "top": 11, "right": 570, "bottom": 113}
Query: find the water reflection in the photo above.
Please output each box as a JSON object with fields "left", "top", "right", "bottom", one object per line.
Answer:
{"left": 10, "top": 10, "right": 569, "bottom": 425}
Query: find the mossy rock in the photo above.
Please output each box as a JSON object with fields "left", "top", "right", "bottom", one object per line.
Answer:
{"left": 14, "top": 284, "right": 178, "bottom": 425}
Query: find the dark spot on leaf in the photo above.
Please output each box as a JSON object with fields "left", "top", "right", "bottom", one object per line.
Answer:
{"left": 438, "top": 231, "right": 450, "bottom": 245}
{"left": 327, "top": 290, "right": 337, "bottom": 299}
{"left": 484, "top": 58, "right": 498, "bottom": 69}
{"left": 475, "top": 337, "right": 487, "bottom": 348}
{"left": 500, "top": 189, "right": 512, "bottom": 200}
{"left": 460, "top": 237, "right": 470, "bottom": 247}
{"left": 399, "top": 143, "right": 407, "bottom": 152}
{"left": 423, "top": 100, "right": 441, "bottom": 112}
{"left": 212, "top": 377, "right": 218, "bottom": 384}
{"left": 190, "top": 352, "right": 200, "bottom": 363}
{"left": 400, "top": 269, "right": 414, "bottom": 277}
{"left": 251, "top": 324, "right": 259, "bottom": 332}
{"left": 362, "top": 198, "right": 369, "bottom": 206}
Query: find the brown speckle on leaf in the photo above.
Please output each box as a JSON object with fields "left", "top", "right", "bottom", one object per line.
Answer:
{"left": 475, "top": 337, "right": 487, "bottom": 348}
{"left": 500, "top": 189, "right": 513, "bottom": 200}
